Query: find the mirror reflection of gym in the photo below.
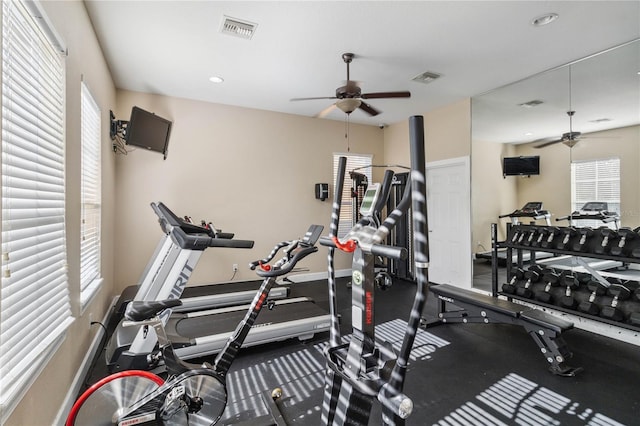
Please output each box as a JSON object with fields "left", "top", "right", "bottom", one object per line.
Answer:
{"left": 471, "top": 39, "right": 640, "bottom": 290}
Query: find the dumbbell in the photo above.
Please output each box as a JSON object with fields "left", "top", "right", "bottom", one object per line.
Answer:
{"left": 559, "top": 274, "right": 580, "bottom": 310}
{"left": 501, "top": 267, "right": 525, "bottom": 294}
{"left": 572, "top": 227, "right": 595, "bottom": 252}
{"left": 515, "top": 265, "right": 544, "bottom": 298}
{"left": 630, "top": 227, "right": 640, "bottom": 258}
{"left": 521, "top": 226, "right": 541, "bottom": 247}
{"left": 531, "top": 227, "right": 550, "bottom": 248}
{"left": 610, "top": 228, "right": 637, "bottom": 256}
{"left": 599, "top": 284, "right": 631, "bottom": 322}
{"left": 594, "top": 227, "right": 618, "bottom": 255}
{"left": 508, "top": 226, "right": 525, "bottom": 245}
{"left": 540, "top": 226, "right": 561, "bottom": 249}
{"left": 516, "top": 226, "right": 537, "bottom": 246}
{"left": 556, "top": 227, "right": 578, "bottom": 250}
{"left": 578, "top": 280, "right": 609, "bottom": 316}
{"left": 534, "top": 271, "right": 560, "bottom": 304}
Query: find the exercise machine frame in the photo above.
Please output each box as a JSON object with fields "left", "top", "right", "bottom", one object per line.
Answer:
{"left": 319, "top": 115, "right": 430, "bottom": 425}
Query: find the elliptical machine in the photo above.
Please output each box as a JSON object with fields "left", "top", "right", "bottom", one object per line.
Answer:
{"left": 318, "top": 115, "right": 429, "bottom": 425}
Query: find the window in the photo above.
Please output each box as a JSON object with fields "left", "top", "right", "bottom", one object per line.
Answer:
{"left": 571, "top": 158, "right": 620, "bottom": 228}
{"left": 0, "top": 0, "right": 70, "bottom": 418}
{"left": 332, "top": 153, "right": 372, "bottom": 238}
{"left": 80, "top": 82, "right": 102, "bottom": 306}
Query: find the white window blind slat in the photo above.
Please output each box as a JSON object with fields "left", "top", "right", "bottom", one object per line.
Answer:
{"left": 1, "top": 0, "right": 71, "bottom": 415}
{"left": 80, "top": 82, "right": 102, "bottom": 298}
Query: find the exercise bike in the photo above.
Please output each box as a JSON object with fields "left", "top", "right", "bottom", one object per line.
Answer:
{"left": 66, "top": 225, "right": 324, "bottom": 426}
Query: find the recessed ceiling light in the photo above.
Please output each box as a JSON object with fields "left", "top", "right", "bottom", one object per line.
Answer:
{"left": 524, "top": 132, "right": 533, "bottom": 136}
{"left": 209, "top": 76, "right": 224, "bottom": 83}
{"left": 532, "top": 13, "right": 559, "bottom": 26}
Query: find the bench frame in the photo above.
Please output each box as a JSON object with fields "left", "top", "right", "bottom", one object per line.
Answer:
{"left": 424, "top": 283, "right": 582, "bottom": 377}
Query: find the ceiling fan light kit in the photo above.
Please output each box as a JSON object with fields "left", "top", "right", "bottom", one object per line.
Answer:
{"left": 336, "top": 98, "right": 362, "bottom": 114}
{"left": 291, "top": 52, "right": 411, "bottom": 118}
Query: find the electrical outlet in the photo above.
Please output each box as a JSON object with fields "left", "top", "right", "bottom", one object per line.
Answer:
{"left": 232, "top": 263, "right": 238, "bottom": 272}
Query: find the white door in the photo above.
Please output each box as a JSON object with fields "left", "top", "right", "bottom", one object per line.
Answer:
{"left": 426, "top": 156, "right": 472, "bottom": 288}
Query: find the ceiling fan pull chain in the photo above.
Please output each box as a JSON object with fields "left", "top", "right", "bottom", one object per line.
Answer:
{"left": 345, "top": 114, "right": 351, "bottom": 152}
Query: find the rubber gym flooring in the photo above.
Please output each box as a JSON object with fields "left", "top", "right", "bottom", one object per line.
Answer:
{"left": 85, "top": 270, "right": 639, "bottom": 425}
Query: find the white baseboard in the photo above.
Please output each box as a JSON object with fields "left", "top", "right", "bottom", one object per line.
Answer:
{"left": 54, "top": 297, "right": 116, "bottom": 425}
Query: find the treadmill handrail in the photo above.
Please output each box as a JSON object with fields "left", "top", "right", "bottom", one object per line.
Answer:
{"left": 170, "top": 224, "right": 254, "bottom": 251}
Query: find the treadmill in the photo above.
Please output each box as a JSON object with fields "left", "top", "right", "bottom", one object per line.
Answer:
{"left": 477, "top": 201, "right": 554, "bottom": 263}
{"left": 555, "top": 201, "right": 620, "bottom": 229}
{"left": 106, "top": 220, "right": 331, "bottom": 372}
{"left": 110, "top": 202, "right": 289, "bottom": 326}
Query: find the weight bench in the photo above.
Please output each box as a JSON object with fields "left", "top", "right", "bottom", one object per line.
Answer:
{"left": 425, "top": 284, "right": 581, "bottom": 376}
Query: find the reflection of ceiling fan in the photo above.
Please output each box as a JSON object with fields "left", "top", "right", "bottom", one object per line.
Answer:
{"left": 535, "top": 110, "right": 582, "bottom": 148}
{"left": 290, "top": 53, "right": 411, "bottom": 118}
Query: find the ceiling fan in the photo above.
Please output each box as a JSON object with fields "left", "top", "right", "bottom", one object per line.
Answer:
{"left": 534, "top": 110, "right": 582, "bottom": 148}
{"left": 290, "top": 53, "right": 411, "bottom": 118}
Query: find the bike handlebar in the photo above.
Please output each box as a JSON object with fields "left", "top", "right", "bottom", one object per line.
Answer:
{"left": 318, "top": 236, "right": 407, "bottom": 260}
{"left": 250, "top": 225, "right": 324, "bottom": 278}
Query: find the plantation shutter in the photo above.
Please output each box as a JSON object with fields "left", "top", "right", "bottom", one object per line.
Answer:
{"left": 0, "top": 0, "right": 71, "bottom": 413}
{"left": 571, "top": 158, "right": 620, "bottom": 212}
{"left": 80, "top": 82, "right": 101, "bottom": 305}
{"left": 332, "top": 153, "right": 372, "bottom": 238}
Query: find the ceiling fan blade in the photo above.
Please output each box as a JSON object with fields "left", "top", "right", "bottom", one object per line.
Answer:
{"left": 290, "top": 96, "right": 337, "bottom": 101}
{"left": 358, "top": 101, "right": 380, "bottom": 116}
{"left": 315, "top": 104, "right": 337, "bottom": 118}
{"left": 361, "top": 91, "right": 411, "bottom": 99}
{"left": 534, "top": 139, "right": 562, "bottom": 148}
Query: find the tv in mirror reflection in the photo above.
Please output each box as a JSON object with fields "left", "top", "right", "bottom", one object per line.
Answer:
{"left": 502, "top": 155, "right": 540, "bottom": 177}
{"left": 125, "top": 106, "right": 172, "bottom": 160}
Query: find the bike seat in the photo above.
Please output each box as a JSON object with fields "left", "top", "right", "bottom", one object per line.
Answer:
{"left": 124, "top": 299, "right": 183, "bottom": 322}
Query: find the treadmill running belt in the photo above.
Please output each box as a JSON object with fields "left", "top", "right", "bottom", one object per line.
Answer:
{"left": 174, "top": 301, "right": 327, "bottom": 339}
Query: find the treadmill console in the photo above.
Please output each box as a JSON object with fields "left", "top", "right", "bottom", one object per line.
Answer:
{"left": 520, "top": 202, "right": 544, "bottom": 214}
{"left": 580, "top": 201, "right": 608, "bottom": 212}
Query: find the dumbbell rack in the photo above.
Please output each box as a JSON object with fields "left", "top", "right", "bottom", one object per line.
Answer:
{"left": 490, "top": 223, "right": 640, "bottom": 332}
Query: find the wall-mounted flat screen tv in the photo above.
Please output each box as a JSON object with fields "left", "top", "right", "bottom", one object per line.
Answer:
{"left": 503, "top": 155, "right": 540, "bottom": 177}
{"left": 125, "top": 106, "right": 172, "bottom": 159}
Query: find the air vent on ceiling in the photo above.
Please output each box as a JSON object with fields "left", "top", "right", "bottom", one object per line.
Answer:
{"left": 220, "top": 16, "right": 257, "bottom": 40}
{"left": 412, "top": 71, "right": 442, "bottom": 84}
{"left": 589, "top": 118, "right": 613, "bottom": 123}
{"left": 518, "top": 100, "right": 544, "bottom": 108}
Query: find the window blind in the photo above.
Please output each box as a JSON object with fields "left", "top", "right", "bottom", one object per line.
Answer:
{"left": 1, "top": 0, "right": 71, "bottom": 413}
{"left": 332, "top": 153, "right": 372, "bottom": 238}
{"left": 571, "top": 158, "right": 620, "bottom": 228}
{"left": 571, "top": 158, "right": 620, "bottom": 210}
{"left": 80, "top": 82, "right": 101, "bottom": 305}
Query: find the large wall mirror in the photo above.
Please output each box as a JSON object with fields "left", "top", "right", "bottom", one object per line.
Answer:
{"left": 471, "top": 39, "right": 640, "bottom": 287}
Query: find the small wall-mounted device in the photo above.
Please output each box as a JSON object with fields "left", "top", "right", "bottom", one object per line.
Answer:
{"left": 315, "top": 183, "right": 329, "bottom": 201}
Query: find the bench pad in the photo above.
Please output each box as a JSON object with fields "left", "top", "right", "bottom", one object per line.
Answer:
{"left": 431, "top": 283, "right": 522, "bottom": 317}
